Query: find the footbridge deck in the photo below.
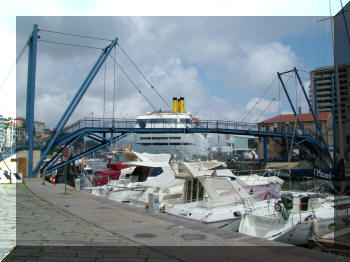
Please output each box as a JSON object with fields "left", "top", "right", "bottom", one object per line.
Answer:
{"left": 36, "top": 117, "right": 331, "bottom": 174}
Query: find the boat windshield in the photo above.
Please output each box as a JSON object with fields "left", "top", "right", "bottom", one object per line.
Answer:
{"left": 148, "top": 167, "right": 163, "bottom": 177}
{"left": 186, "top": 178, "right": 204, "bottom": 203}
{"left": 130, "top": 166, "right": 163, "bottom": 182}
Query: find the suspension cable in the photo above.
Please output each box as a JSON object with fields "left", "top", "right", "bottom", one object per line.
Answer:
{"left": 39, "top": 29, "right": 113, "bottom": 42}
{"left": 103, "top": 58, "right": 106, "bottom": 119}
{"left": 1, "top": 42, "right": 27, "bottom": 90}
{"left": 16, "top": 42, "right": 28, "bottom": 64}
{"left": 112, "top": 46, "right": 116, "bottom": 120}
{"left": 295, "top": 73, "right": 298, "bottom": 113}
{"left": 254, "top": 95, "right": 278, "bottom": 123}
{"left": 278, "top": 81, "right": 281, "bottom": 115}
{"left": 108, "top": 54, "right": 159, "bottom": 113}
{"left": 117, "top": 43, "right": 175, "bottom": 113}
{"left": 38, "top": 39, "right": 103, "bottom": 50}
{"left": 108, "top": 52, "right": 180, "bottom": 131}
{"left": 241, "top": 77, "right": 277, "bottom": 122}
{"left": 255, "top": 74, "right": 293, "bottom": 123}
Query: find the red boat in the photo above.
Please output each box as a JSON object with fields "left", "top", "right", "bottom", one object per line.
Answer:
{"left": 92, "top": 161, "right": 129, "bottom": 187}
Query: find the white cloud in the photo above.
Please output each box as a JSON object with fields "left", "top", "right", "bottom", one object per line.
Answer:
{"left": 0, "top": 23, "right": 16, "bottom": 118}
{"left": 243, "top": 42, "right": 298, "bottom": 86}
{"left": 10, "top": 15, "right": 338, "bottom": 129}
{"left": 83, "top": 0, "right": 345, "bottom": 16}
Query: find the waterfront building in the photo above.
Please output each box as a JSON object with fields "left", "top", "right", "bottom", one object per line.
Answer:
{"left": 14, "top": 117, "right": 26, "bottom": 145}
{"left": 4, "top": 119, "right": 15, "bottom": 148}
{"left": 257, "top": 112, "right": 333, "bottom": 162}
{"left": 309, "top": 64, "right": 350, "bottom": 124}
{"left": 14, "top": 117, "right": 48, "bottom": 144}
{"left": 0, "top": 115, "right": 5, "bottom": 149}
{"left": 309, "top": 64, "right": 350, "bottom": 163}
{"left": 34, "top": 121, "right": 46, "bottom": 138}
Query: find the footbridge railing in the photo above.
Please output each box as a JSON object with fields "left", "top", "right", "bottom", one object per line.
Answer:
{"left": 0, "top": 143, "right": 45, "bottom": 162}
{"left": 36, "top": 117, "right": 332, "bottom": 175}
{"left": 61, "top": 117, "right": 318, "bottom": 138}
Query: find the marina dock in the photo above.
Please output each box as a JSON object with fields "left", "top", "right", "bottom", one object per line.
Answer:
{"left": 2, "top": 180, "right": 347, "bottom": 261}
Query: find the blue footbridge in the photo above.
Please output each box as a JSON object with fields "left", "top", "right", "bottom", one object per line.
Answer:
{"left": 8, "top": 24, "right": 342, "bottom": 179}
{"left": 36, "top": 116, "right": 332, "bottom": 175}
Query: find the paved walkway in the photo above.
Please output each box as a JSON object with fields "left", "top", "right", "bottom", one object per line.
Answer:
{"left": 2, "top": 179, "right": 348, "bottom": 261}
{"left": 0, "top": 185, "right": 16, "bottom": 261}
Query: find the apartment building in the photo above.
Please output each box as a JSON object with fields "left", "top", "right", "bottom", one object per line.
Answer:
{"left": 309, "top": 64, "right": 350, "bottom": 162}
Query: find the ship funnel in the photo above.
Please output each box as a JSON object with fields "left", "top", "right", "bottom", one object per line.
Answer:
{"left": 179, "top": 97, "right": 185, "bottom": 113}
{"left": 173, "top": 97, "right": 178, "bottom": 113}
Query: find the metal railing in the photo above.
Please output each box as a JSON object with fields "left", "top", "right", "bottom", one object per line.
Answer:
{"left": 60, "top": 117, "right": 316, "bottom": 138}
{"left": 0, "top": 144, "right": 28, "bottom": 161}
{"left": 0, "top": 143, "right": 44, "bottom": 162}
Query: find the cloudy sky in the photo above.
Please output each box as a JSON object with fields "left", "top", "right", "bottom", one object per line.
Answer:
{"left": 1, "top": 0, "right": 349, "bottom": 129}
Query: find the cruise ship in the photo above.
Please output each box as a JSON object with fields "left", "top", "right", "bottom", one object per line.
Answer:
{"left": 133, "top": 97, "right": 209, "bottom": 160}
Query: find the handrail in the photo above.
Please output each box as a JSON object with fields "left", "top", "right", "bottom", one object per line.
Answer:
{"left": 0, "top": 143, "right": 45, "bottom": 162}
{"left": 59, "top": 117, "right": 312, "bottom": 138}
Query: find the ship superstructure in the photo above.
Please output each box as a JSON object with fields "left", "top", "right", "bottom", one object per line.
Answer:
{"left": 134, "top": 97, "right": 208, "bottom": 160}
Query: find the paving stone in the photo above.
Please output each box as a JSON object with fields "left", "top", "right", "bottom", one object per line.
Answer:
{"left": 0, "top": 184, "right": 16, "bottom": 261}
{"left": 3, "top": 180, "right": 344, "bottom": 262}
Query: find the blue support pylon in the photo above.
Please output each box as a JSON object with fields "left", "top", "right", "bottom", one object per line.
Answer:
{"left": 294, "top": 67, "right": 332, "bottom": 166}
{"left": 263, "top": 136, "right": 268, "bottom": 166}
{"left": 278, "top": 68, "right": 332, "bottom": 168}
{"left": 26, "top": 24, "right": 39, "bottom": 178}
{"left": 277, "top": 71, "right": 305, "bottom": 135}
{"left": 34, "top": 37, "right": 119, "bottom": 175}
{"left": 45, "top": 133, "right": 129, "bottom": 174}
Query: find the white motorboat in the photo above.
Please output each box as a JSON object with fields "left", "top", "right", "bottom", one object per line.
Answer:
{"left": 239, "top": 192, "right": 350, "bottom": 246}
{"left": 87, "top": 152, "right": 185, "bottom": 207}
{"left": 165, "top": 162, "right": 280, "bottom": 231}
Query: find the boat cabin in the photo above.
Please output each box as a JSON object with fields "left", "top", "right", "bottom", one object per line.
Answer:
{"left": 287, "top": 193, "right": 324, "bottom": 213}
{"left": 129, "top": 166, "right": 164, "bottom": 182}
{"left": 174, "top": 162, "right": 251, "bottom": 205}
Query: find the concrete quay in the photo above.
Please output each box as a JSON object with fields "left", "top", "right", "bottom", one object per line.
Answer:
{"left": 2, "top": 179, "right": 348, "bottom": 261}
{"left": 0, "top": 185, "right": 16, "bottom": 261}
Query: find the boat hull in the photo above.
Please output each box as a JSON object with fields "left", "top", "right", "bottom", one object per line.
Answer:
{"left": 270, "top": 218, "right": 335, "bottom": 246}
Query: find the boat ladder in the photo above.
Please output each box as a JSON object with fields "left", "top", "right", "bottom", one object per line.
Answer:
{"left": 242, "top": 197, "right": 255, "bottom": 214}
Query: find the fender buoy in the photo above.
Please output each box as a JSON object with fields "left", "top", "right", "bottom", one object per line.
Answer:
{"left": 52, "top": 176, "right": 56, "bottom": 185}
{"left": 263, "top": 192, "right": 271, "bottom": 200}
{"left": 312, "top": 219, "right": 319, "bottom": 236}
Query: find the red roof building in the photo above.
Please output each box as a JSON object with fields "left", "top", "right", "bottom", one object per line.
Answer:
{"left": 258, "top": 112, "right": 332, "bottom": 124}
{"left": 257, "top": 112, "right": 334, "bottom": 162}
